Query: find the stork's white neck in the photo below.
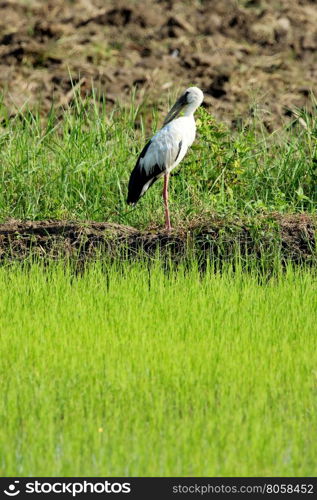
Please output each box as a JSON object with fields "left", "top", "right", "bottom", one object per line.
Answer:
{"left": 183, "top": 101, "right": 200, "bottom": 117}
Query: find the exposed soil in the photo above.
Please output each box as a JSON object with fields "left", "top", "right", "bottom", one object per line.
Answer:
{"left": 0, "top": 215, "right": 315, "bottom": 264}
{"left": 0, "top": 0, "right": 316, "bottom": 128}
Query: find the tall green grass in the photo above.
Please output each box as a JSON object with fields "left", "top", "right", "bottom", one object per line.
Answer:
{"left": 1, "top": 262, "right": 317, "bottom": 476}
{"left": 0, "top": 92, "right": 316, "bottom": 227}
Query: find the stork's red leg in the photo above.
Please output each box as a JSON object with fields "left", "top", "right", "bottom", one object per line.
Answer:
{"left": 163, "top": 173, "right": 171, "bottom": 230}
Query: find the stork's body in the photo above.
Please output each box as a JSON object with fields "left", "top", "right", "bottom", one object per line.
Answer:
{"left": 127, "top": 87, "right": 204, "bottom": 230}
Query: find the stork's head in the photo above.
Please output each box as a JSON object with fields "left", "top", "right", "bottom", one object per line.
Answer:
{"left": 184, "top": 87, "right": 204, "bottom": 106}
{"left": 163, "top": 86, "right": 204, "bottom": 126}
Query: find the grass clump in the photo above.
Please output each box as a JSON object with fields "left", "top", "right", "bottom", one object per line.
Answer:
{"left": 0, "top": 92, "right": 316, "bottom": 228}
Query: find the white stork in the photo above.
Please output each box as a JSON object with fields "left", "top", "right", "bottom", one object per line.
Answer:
{"left": 127, "top": 87, "right": 204, "bottom": 230}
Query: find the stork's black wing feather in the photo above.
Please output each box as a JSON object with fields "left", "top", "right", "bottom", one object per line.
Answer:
{"left": 175, "top": 140, "right": 182, "bottom": 162}
{"left": 127, "top": 140, "right": 165, "bottom": 205}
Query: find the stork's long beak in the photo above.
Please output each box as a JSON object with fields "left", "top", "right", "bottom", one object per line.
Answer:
{"left": 163, "top": 93, "right": 188, "bottom": 126}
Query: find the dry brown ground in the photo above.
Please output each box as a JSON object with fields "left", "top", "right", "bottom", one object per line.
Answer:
{"left": 0, "top": 214, "right": 315, "bottom": 263}
{"left": 0, "top": 0, "right": 316, "bottom": 129}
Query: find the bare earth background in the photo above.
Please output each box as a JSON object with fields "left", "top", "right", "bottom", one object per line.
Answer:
{"left": 0, "top": 0, "right": 316, "bottom": 129}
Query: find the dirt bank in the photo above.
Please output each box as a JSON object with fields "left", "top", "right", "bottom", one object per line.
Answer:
{"left": 0, "top": 214, "right": 315, "bottom": 264}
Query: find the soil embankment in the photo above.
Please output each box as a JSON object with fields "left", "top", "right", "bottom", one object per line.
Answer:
{"left": 0, "top": 215, "right": 315, "bottom": 263}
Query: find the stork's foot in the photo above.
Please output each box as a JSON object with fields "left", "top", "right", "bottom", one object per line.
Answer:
{"left": 164, "top": 213, "right": 172, "bottom": 231}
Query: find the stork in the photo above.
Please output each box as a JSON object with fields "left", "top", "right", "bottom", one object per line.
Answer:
{"left": 127, "top": 87, "right": 204, "bottom": 230}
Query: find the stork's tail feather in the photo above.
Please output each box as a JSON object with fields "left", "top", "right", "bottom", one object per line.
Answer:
{"left": 127, "top": 168, "right": 143, "bottom": 205}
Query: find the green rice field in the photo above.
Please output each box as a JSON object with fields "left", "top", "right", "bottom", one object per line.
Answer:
{"left": 1, "top": 262, "right": 317, "bottom": 476}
